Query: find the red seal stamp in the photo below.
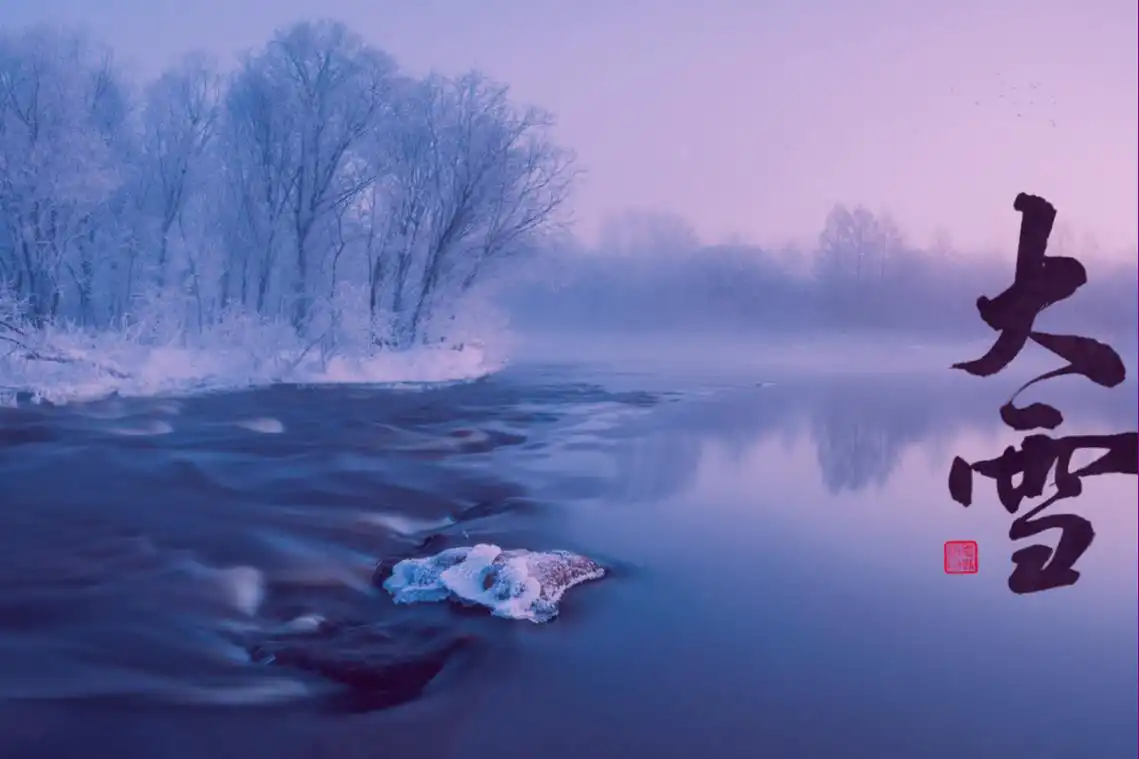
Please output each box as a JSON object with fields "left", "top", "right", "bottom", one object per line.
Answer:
{"left": 944, "top": 540, "right": 979, "bottom": 574}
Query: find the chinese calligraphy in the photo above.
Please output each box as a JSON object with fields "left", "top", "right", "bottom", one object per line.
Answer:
{"left": 947, "top": 193, "right": 1137, "bottom": 594}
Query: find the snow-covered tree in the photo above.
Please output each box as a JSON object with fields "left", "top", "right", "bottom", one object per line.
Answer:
{"left": 0, "top": 28, "right": 126, "bottom": 325}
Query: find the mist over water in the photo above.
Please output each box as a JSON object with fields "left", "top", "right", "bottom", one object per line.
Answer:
{"left": 500, "top": 215, "right": 1137, "bottom": 346}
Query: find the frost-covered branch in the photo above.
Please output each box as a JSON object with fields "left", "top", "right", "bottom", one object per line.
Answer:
{"left": 0, "top": 19, "right": 577, "bottom": 379}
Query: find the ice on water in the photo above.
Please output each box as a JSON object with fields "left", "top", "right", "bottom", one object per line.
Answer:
{"left": 382, "top": 544, "right": 606, "bottom": 624}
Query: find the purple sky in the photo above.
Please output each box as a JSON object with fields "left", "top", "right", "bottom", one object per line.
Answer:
{"left": 6, "top": 0, "right": 1137, "bottom": 255}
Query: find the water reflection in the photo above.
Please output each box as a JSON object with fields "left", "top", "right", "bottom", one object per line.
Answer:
{"left": 522, "top": 371, "right": 1137, "bottom": 759}
{"left": 810, "top": 382, "right": 943, "bottom": 493}
{"left": 614, "top": 373, "right": 1138, "bottom": 502}
{"left": 597, "top": 370, "right": 1138, "bottom": 608}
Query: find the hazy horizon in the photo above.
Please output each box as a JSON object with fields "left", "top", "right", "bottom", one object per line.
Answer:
{"left": 5, "top": 0, "right": 1137, "bottom": 257}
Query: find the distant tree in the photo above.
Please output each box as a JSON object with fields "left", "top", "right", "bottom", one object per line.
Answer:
{"left": 597, "top": 209, "right": 699, "bottom": 258}
{"left": 873, "top": 211, "right": 904, "bottom": 281}
{"left": 929, "top": 227, "right": 954, "bottom": 257}
{"left": 814, "top": 203, "right": 881, "bottom": 286}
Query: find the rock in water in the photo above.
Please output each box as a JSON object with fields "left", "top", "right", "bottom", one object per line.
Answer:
{"left": 248, "top": 619, "right": 469, "bottom": 711}
{"left": 380, "top": 544, "right": 606, "bottom": 623}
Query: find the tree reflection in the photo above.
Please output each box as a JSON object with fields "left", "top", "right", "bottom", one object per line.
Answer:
{"left": 611, "top": 373, "right": 1137, "bottom": 501}
{"left": 810, "top": 383, "right": 949, "bottom": 494}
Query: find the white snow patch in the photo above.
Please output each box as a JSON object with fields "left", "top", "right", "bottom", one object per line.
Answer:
{"left": 382, "top": 544, "right": 606, "bottom": 623}
{"left": 0, "top": 297, "right": 509, "bottom": 405}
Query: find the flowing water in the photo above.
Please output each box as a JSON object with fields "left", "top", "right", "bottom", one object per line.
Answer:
{"left": 0, "top": 357, "right": 1135, "bottom": 758}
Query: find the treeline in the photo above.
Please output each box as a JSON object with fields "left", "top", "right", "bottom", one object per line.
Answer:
{"left": 2, "top": 21, "right": 1127, "bottom": 353}
{"left": 0, "top": 22, "right": 573, "bottom": 347}
{"left": 508, "top": 208, "right": 1138, "bottom": 339}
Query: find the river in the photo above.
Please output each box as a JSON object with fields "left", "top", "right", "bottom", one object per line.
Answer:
{"left": 1, "top": 355, "right": 1135, "bottom": 758}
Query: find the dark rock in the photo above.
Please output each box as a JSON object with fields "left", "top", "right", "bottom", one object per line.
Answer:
{"left": 248, "top": 620, "right": 471, "bottom": 711}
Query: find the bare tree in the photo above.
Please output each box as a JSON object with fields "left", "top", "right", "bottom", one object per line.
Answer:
{"left": 0, "top": 28, "right": 124, "bottom": 325}
{"left": 374, "top": 72, "right": 574, "bottom": 345}
{"left": 351, "top": 75, "right": 434, "bottom": 335}
{"left": 218, "top": 52, "right": 300, "bottom": 314}
{"left": 220, "top": 21, "right": 397, "bottom": 329}
{"left": 873, "top": 211, "right": 904, "bottom": 281}
{"left": 0, "top": 20, "right": 580, "bottom": 363}
{"left": 139, "top": 53, "right": 221, "bottom": 299}
{"left": 815, "top": 203, "right": 882, "bottom": 286}
{"left": 597, "top": 210, "right": 699, "bottom": 258}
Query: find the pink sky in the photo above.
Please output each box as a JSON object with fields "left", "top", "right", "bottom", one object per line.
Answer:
{"left": 8, "top": 0, "right": 1138, "bottom": 255}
